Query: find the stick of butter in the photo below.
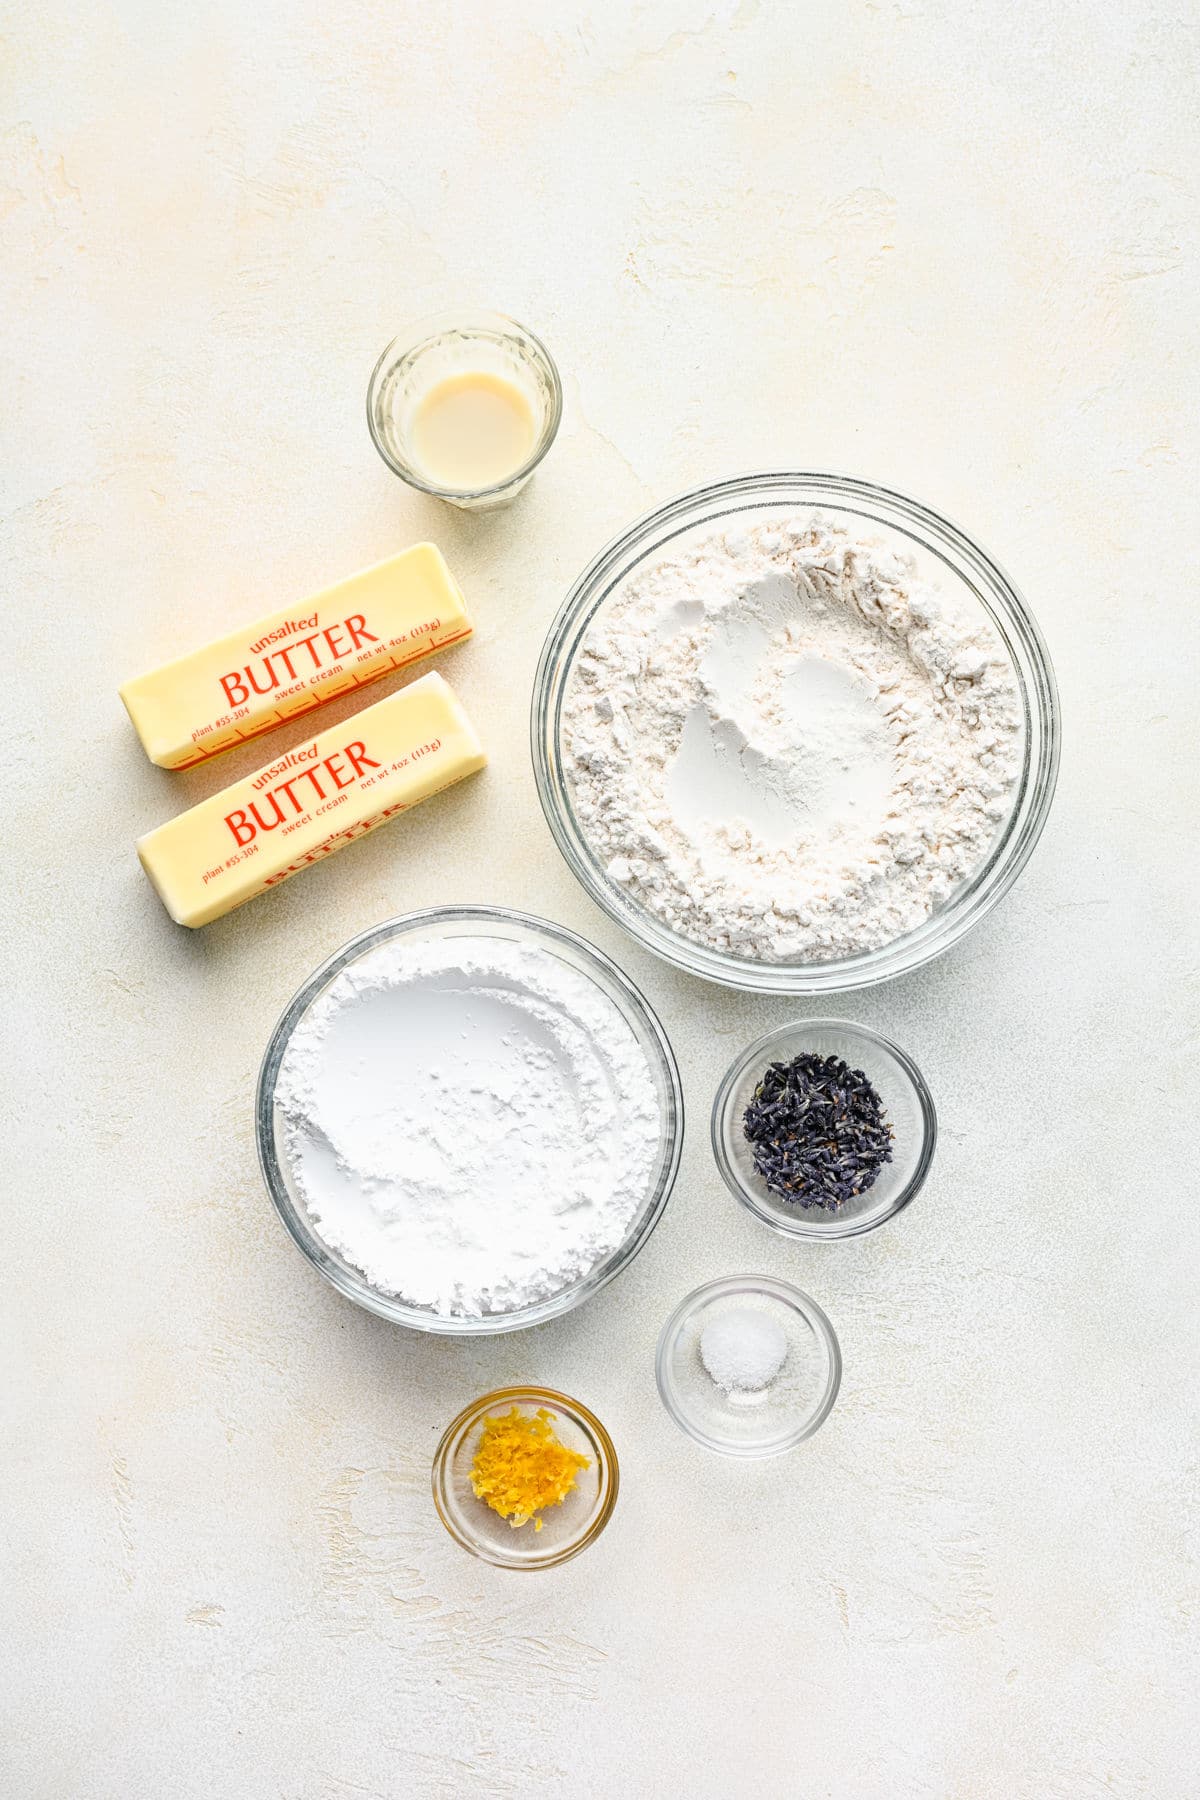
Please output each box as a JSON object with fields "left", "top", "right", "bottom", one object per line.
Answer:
{"left": 119, "top": 542, "right": 471, "bottom": 769}
{"left": 137, "top": 672, "right": 485, "bottom": 928}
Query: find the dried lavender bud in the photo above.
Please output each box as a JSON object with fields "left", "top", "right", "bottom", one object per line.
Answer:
{"left": 742, "top": 1051, "right": 893, "bottom": 1210}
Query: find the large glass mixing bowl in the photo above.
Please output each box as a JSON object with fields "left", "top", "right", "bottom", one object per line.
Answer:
{"left": 255, "top": 907, "right": 684, "bottom": 1334}
{"left": 532, "top": 472, "right": 1060, "bottom": 993}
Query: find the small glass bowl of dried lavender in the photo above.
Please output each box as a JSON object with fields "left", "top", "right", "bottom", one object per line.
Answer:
{"left": 711, "top": 1020, "right": 936, "bottom": 1240}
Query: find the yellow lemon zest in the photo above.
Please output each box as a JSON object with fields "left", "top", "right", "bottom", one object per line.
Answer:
{"left": 469, "top": 1407, "right": 589, "bottom": 1531}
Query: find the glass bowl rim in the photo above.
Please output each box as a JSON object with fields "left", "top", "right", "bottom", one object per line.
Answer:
{"left": 711, "top": 1017, "right": 938, "bottom": 1241}
{"left": 530, "top": 469, "right": 1061, "bottom": 993}
{"left": 655, "top": 1274, "right": 843, "bottom": 1457}
{"left": 254, "top": 904, "right": 684, "bottom": 1335}
{"left": 366, "top": 307, "right": 564, "bottom": 500}
{"left": 431, "top": 1384, "right": 619, "bottom": 1568}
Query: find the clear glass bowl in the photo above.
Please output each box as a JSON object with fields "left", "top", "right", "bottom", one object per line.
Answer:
{"left": 367, "top": 309, "right": 562, "bottom": 510}
{"left": 255, "top": 906, "right": 683, "bottom": 1334}
{"left": 656, "top": 1276, "right": 841, "bottom": 1457}
{"left": 712, "top": 1019, "right": 936, "bottom": 1240}
{"left": 432, "top": 1387, "right": 618, "bottom": 1569}
{"left": 531, "top": 471, "right": 1061, "bottom": 992}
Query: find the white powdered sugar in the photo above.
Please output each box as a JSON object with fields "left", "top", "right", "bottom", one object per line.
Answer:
{"left": 563, "top": 514, "right": 1022, "bottom": 962}
{"left": 274, "top": 934, "right": 661, "bottom": 1317}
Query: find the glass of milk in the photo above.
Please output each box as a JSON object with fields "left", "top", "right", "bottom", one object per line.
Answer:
{"left": 368, "top": 310, "right": 562, "bottom": 510}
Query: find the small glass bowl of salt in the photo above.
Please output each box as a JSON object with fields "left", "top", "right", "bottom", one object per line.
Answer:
{"left": 656, "top": 1275, "right": 841, "bottom": 1457}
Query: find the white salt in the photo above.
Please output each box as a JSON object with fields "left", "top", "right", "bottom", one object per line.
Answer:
{"left": 699, "top": 1307, "right": 789, "bottom": 1393}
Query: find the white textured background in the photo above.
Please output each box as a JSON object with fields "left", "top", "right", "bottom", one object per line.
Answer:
{"left": 3, "top": 4, "right": 1198, "bottom": 1796}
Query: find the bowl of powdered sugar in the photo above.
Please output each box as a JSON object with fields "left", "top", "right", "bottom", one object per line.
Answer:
{"left": 533, "top": 473, "right": 1060, "bottom": 992}
{"left": 256, "top": 907, "right": 683, "bottom": 1332}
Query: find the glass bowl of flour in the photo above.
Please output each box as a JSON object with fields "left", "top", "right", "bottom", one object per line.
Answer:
{"left": 533, "top": 473, "right": 1060, "bottom": 992}
{"left": 256, "top": 907, "right": 683, "bottom": 1333}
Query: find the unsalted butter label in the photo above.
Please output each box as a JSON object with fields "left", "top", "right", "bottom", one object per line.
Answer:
{"left": 119, "top": 542, "right": 471, "bottom": 769}
{"left": 136, "top": 672, "right": 485, "bottom": 927}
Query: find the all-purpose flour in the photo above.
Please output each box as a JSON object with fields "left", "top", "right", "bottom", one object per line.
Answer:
{"left": 274, "top": 934, "right": 661, "bottom": 1317}
{"left": 564, "top": 514, "right": 1022, "bottom": 962}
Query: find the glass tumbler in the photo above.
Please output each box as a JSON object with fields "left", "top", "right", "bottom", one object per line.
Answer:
{"left": 367, "top": 309, "right": 562, "bottom": 510}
